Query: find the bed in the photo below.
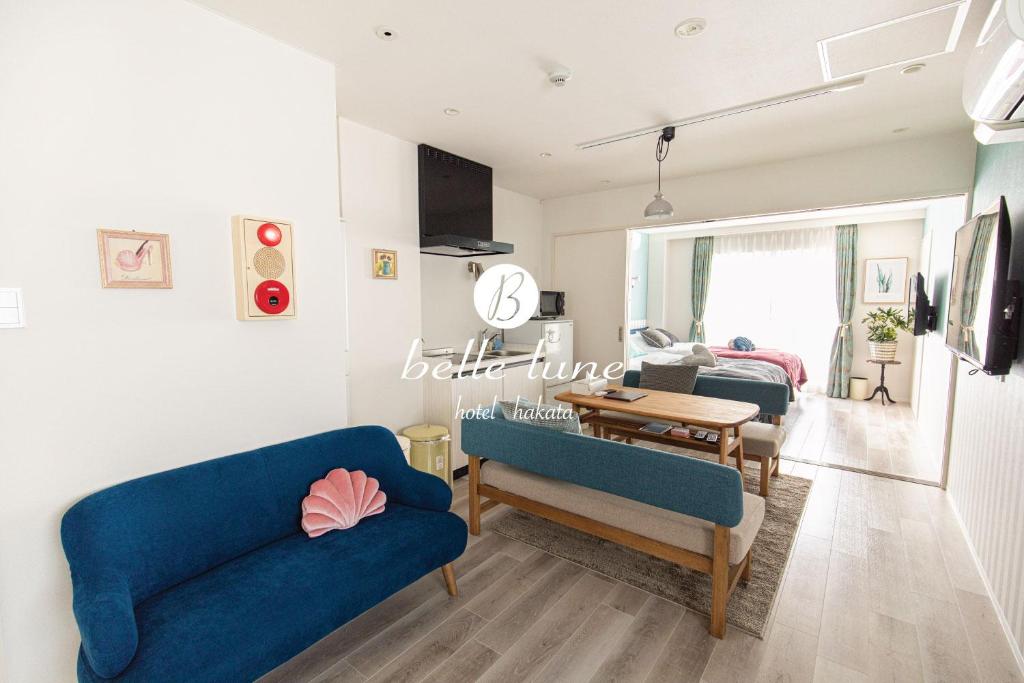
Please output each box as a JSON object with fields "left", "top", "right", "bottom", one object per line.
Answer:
{"left": 708, "top": 347, "right": 807, "bottom": 389}
{"left": 628, "top": 334, "right": 796, "bottom": 400}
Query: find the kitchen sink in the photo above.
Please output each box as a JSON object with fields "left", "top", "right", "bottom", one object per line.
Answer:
{"left": 483, "top": 349, "right": 527, "bottom": 358}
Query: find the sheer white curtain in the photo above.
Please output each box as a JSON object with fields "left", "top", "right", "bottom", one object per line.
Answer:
{"left": 703, "top": 227, "right": 837, "bottom": 393}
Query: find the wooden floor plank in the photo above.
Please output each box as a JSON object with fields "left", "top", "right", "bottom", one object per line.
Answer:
{"left": 530, "top": 603, "right": 632, "bottom": 683}
{"left": 477, "top": 573, "right": 613, "bottom": 682}
{"left": 602, "top": 582, "right": 650, "bottom": 616}
{"left": 955, "top": 588, "right": 1024, "bottom": 683}
{"left": 474, "top": 560, "right": 586, "bottom": 654}
{"left": 755, "top": 623, "right": 818, "bottom": 683}
{"left": 419, "top": 641, "right": 499, "bottom": 683}
{"left": 913, "top": 592, "right": 982, "bottom": 682}
{"left": 774, "top": 534, "right": 831, "bottom": 636}
{"left": 366, "top": 609, "right": 486, "bottom": 683}
{"left": 588, "top": 596, "right": 683, "bottom": 683}
{"left": 644, "top": 609, "right": 718, "bottom": 683}
{"left": 463, "top": 550, "right": 560, "bottom": 621}
{"left": 346, "top": 553, "right": 518, "bottom": 677}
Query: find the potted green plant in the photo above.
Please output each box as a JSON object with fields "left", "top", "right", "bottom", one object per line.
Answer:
{"left": 862, "top": 306, "right": 913, "bottom": 361}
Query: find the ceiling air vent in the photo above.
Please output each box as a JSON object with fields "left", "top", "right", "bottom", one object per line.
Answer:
{"left": 817, "top": 1, "right": 971, "bottom": 80}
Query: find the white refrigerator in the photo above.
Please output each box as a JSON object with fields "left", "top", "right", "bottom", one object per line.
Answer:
{"left": 505, "top": 319, "right": 574, "bottom": 405}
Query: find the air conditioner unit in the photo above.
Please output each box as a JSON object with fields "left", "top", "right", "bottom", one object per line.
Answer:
{"left": 963, "top": 0, "right": 1024, "bottom": 143}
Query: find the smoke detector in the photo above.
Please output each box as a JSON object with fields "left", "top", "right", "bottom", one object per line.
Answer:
{"left": 675, "top": 18, "right": 707, "bottom": 38}
{"left": 548, "top": 69, "right": 573, "bottom": 87}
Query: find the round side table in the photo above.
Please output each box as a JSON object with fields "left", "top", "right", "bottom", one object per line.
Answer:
{"left": 866, "top": 359, "right": 901, "bottom": 405}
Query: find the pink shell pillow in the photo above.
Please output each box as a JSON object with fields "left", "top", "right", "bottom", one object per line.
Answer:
{"left": 301, "top": 468, "right": 386, "bottom": 538}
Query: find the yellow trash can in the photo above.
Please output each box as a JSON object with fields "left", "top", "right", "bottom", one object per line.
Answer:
{"left": 849, "top": 377, "right": 868, "bottom": 401}
{"left": 402, "top": 424, "right": 452, "bottom": 487}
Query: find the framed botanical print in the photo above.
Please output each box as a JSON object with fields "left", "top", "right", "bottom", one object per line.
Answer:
{"left": 372, "top": 248, "right": 398, "bottom": 279}
{"left": 863, "top": 257, "right": 907, "bottom": 303}
{"left": 97, "top": 229, "right": 173, "bottom": 288}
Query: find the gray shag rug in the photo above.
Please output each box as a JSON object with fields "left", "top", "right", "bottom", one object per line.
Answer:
{"left": 490, "top": 446, "right": 812, "bottom": 638}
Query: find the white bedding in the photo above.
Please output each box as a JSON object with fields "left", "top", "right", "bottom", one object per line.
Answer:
{"left": 628, "top": 334, "right": 698, "bottom": 371}
{"left": 629, "top": 335, "right": 697, "bottom": 357}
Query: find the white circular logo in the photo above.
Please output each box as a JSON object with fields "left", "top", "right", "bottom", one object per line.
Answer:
{"left": 473, "top": 264, "right": 539, "bottom": 329}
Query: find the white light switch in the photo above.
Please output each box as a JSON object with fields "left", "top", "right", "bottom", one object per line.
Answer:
{"left": 0, "top": 288, "right": 25, "bottom": 328}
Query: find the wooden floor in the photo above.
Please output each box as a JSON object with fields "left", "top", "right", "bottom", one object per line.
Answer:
{"left": 261, "top": 458, "right": 1022, "bottom": 683}
{"left": 782, "top": 392, "right": 943, "bottom": 484}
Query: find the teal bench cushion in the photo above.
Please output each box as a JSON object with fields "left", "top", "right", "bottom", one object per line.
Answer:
{"left": 461, "top": 412, "right": 744, "bottom": 528}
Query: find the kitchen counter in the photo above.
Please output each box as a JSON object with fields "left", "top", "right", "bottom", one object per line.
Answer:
{"left": 423, "top": 346, "right": 543, "bottom": 379}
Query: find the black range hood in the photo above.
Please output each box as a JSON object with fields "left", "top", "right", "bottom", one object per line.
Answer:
{"left": 418, "top": 144, "right": 513, "bottom": 257}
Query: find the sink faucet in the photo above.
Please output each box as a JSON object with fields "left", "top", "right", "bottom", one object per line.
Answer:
{"left": 477, "top": 328, "right": 500, "bottom": 354}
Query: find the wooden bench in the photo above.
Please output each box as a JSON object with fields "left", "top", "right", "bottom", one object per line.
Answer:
{"left": 462, "top": 413, "right": 765, "bottom": 638}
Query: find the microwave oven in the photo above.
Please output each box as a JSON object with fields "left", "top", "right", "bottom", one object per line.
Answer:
{"left": 538, "top": 290, "right": 565, "bottom": 317}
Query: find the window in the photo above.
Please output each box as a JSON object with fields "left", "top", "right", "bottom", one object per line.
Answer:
{"left": 702, "top": 227, "right": 837, "bottom": 393}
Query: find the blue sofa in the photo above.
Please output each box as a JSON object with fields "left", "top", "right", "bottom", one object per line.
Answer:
{"left": 461, "top": 409, "right": 764, "bottom": 638}
{"left": 61, "top": 426, "right": 467, "bottom": 682}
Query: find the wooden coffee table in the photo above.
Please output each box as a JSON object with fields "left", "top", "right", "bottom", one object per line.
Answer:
{"left": 554, "top": 386, "right": 760, "bottom": 474}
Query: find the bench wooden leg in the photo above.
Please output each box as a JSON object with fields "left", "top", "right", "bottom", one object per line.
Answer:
{"left": 710, "top": 525, "right": 730, "bottom": 638}
{"left": 759, "top": 455, "right": 771, "bottom": 497}
{"left": 734, "top": 425, "right": 744, "bottom": 474}
{"left": 468, "top": 456, "right": 481, "bottom": 536}
{"left": 441, "top": 563, "right": 458, "bottom": 597}
{"left": 742, "top": 549, "right": 753, "bottom": 583}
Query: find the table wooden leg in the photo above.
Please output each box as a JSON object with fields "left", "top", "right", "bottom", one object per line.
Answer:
{"left": 718, "top": 428, "right": 728, "bottom": 466}
{"left": 733, "top": 424, "right": 744, "bottom": 474}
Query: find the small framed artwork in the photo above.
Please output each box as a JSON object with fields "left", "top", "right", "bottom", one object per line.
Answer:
{"left": 97, "top": 229, "right": 173, "bottom": 288}
{"left": 863, "top": 257, "right": 908, "bottom": 303}
{"left": 372, "top": 248, "right": 398, "bottom": 279}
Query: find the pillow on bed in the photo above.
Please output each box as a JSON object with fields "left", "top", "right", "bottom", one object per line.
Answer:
{"left": 639, "top": 362, "right": 699, "bottom": 394}
{"left": 681, "top": 344, "right": 717, "bottom": 368}
{"left": 639, "top": 328, "right": 671, "bottom": 349}
{"left": 656, "top": 328, "right": 681, "bottom": 344}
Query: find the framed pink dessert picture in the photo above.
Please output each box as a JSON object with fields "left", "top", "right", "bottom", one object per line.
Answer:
{"left": 97, "top": 229, "right": 173, "bottom": 289}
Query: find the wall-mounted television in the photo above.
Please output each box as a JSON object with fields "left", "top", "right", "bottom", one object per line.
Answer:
{"left": 945, "top": 197, "right": 1021, "bottom": 375}
{"left": 909, "top": 272, "right": 937, "bottom": 335}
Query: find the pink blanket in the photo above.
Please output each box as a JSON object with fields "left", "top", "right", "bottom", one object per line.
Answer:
{"left": 709, "top": 347, "right": 808, "bottom": 388}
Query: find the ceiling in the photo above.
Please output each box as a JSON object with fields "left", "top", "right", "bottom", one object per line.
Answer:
{"left": 195, "top": 0, "right": 991, "bottom": 199}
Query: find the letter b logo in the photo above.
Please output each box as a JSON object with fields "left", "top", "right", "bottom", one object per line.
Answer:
{"left": 473, "top": 264, "right": 539, "bottom": 329}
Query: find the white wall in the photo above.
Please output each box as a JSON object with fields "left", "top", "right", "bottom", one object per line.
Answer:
{"left": 660, "top": 237, "right": 695, "bottom": 338}
{"left": 420, "top": 187, "right": 543, "bottom": 349}
{"left": 0, "top": 2, "right": 345, "bottom": 681}
{"left": 543, "top": 133, "right": 976, "bottom": 373}
{"left": 943, "top": 140, "right": 1024, "bottom": 665}
{"left": 543, "top": 132, "right": 976, "bottom": 240}
{"left": 850, "top": 219, "right": 924, "bottom": 399}
{"left": 339, "top": 118, "right": 425, "bottom": 430}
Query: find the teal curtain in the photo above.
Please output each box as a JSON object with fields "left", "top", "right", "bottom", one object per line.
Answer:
{"left": 827, "top": 225, "right": 857, "bottom": 398}
{"left": 689, "top": 236, "right": 713, "bottom": 342}
{"left": 960, "top": 214, "right": 997, "bottom": 358}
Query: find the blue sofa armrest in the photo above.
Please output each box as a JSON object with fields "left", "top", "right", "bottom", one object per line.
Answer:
{"left": 63, "top": 567, "right": 137, "bottom": 678}
{"left": 462, "top": 414, "right": 744, "bottom": 527}
{"left": 622, "top": 370, "right": 789, "bottom": 417}
{"left": 353, "top": 426, "right": 453, "bottom": 512}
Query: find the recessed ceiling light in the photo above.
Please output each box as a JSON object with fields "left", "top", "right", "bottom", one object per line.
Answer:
{"left": 374, "top": 26, "right": 397, "bottom": 41}
{"left": 675, "top": 18, "right": 707, "bottom": 38}
{"left": 443, "top": 108, "right": 460, "bottom": 117}
{"left": 539, "top": 152, "right": 552, "bottom": 158}
{"left": 892, "top": 127, "right": 910, "bottom": 133}
{"left": 900, "top": 63, "right": 926, "bottom": 75}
